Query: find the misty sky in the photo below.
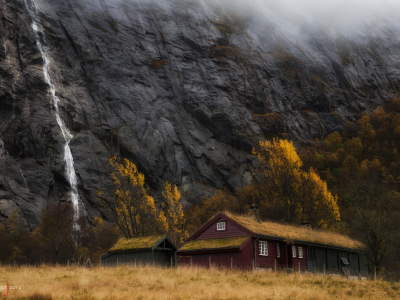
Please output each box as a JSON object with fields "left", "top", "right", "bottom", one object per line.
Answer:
{"left": 252, "top": 0, "right": 400, "bottom": 24}
{"left": 212, "top": 0, "right": 400, "bottom": 29}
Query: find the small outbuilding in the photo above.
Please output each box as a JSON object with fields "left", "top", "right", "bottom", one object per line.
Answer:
{"left": 101, "top": 235, "right": 177, "bottom": 267}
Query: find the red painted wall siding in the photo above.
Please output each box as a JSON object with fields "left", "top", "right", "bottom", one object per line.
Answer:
{"left": 179, "top": 238, "right": 255, "bottom": 270}
{"left": 290, "top": 244, "right": 308, "bottom": 271}
{"left": 256, "top": 240, "right": 288, "bottom": 268}
{"left": 179, "top": 251, "right": 247, "bottom": 269}
{"left": 179, "top": 239, "right": 309, "bottom": 271}
{"left": 195, "top": 218, "right": 248, "bottom": 240}
{"left": 240, "top": 237, "right": 254, "bottom": 270}
{"left": 279, "top": 242, "right": 288, "bottom": 267}
{"left": 253, "top": 239, "right": 308, "bottom": 270}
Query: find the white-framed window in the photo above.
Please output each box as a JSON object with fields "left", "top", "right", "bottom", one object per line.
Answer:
{"left": 217, "top": 222, "right": 226, "bottom": 231}
{"left": 298, "top": 247, "right": 303, "bottom": 259}
{"left": 259, "top": 241, "right": 268, "bottom": 256}
{"left": 277, "top": 243, "right": 280, "bottom": 258}
{"left": 292, "top": 246, "right": 296, "bottom": 258}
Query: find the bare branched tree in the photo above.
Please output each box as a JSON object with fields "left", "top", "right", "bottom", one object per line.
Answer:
{"left": 340, "top": 175, "right": 400, "bottom": 274}
{"left": 35, "top": 204, "right": 72, "bottom": 263}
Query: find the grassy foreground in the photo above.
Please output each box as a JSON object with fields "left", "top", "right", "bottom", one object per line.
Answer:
{"left": 1, "top": 265, "right": 399, "bottom": 300}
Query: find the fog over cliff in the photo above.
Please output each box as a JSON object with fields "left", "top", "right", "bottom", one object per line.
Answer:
{"left": 1, "top": 0, "right": 400, "bottom": 228}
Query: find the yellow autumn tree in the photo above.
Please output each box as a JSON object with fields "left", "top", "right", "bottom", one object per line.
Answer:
{"left": 300, "top": 168, "right": 340, "bottom": 229}
{"left": 253, "top": 138, "right": 340, "bottom": 228}
{"left": 99, "top": 157, "right": 165, "bottom": 238}
{"left": 160, "top": 182, "right": 187, "bottom": 245}
{"left": 253, "top": 138, "right": 303, "bottom": 223}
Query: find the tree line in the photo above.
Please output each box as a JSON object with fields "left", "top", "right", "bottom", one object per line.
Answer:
{"left": 1, "top": 100, "right": 400, "bottom": 273}
{"left": 0, "top": 156, "right": 187, "bottom": 266}
{"left": 0, "top": 205, "right": 118, "bottom": 265}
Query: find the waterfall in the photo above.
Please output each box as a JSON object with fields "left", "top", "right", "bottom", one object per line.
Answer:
{"left": 23, "top": 0, "right": 84, "bottom": 224}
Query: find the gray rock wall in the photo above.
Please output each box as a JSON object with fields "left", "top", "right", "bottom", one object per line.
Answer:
{"left": 1, "top": 0, "right": 399, "bottom": 227}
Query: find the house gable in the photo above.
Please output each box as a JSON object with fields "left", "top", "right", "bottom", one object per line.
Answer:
{"left": 195, "top": 217, "right": 249, "bottom": 240}
{"left": 187, "top": 213, "right": 256, "bottom": 242}
{"left": 152, "top": 235, "right": 178, "bottom": 251}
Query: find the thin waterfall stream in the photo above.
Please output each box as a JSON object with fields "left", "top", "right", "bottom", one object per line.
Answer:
{"left": 23, "top": 0, "right": 85, "bottom": 225}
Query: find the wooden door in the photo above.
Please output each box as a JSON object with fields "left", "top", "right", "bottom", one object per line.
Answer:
{"left": 287, "top": 245, "right": 293, "bottom": 267}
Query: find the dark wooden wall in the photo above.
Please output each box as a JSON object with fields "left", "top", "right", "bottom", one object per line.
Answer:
{"left": 327, "top": 249, "right": 339, "bottom": 271}
{"left": 308, "top": 246, "right": 369, "bottom": 276}
{"left": 102, "top": 250, "right": 176, "bottom": 267}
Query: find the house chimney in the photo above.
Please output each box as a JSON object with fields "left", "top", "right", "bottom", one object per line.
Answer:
{"left": 248, "top": 203, "right": 260, "bottom": 223}
{"left": 301, "top": 221, "right": 312, "bottom": 230}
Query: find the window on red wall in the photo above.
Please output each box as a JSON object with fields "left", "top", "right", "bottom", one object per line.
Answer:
{"left": 292, "top": 246, "right": 296, "bottom": 258}
{"left": 298, "top": 247, "right": 303, "bottom": 258}
{"left": 259, "top": 241, "right": 268, "bottom": 256}
{"left": 217, "top": 222, "right": 226, "bottom": 231}
{"left": 277, "top": 243, "right": 280, "bottom": 258}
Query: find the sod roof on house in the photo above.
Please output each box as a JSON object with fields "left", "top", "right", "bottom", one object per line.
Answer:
{"left": 178, "top": 236, "right": 251, "bottom": 252}
{"left": 224, "top": 212, "right": 362, "bottom": 250}
{"left": 108, "top": 236, "right": 164, "bottom": 253}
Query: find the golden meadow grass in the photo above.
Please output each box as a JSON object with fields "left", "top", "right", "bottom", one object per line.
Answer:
{"left": 1, "top": 265, "right": 399, "bottom": 300}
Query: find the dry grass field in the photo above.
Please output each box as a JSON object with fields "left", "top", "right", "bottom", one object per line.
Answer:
{"left": 1, "top": 265, "right": 399, "bottom": 300}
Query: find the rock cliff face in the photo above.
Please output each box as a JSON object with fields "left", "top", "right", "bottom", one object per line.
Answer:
{"left": 1, "top": 0, "right": 400, "bottom": 227}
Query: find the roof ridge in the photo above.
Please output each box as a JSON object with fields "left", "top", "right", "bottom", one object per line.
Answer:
{"left": 221, "top": 212, "right": 362, "bottom": 250}
{"left": 109, "top": 235, "right": 168, "bottom": 253}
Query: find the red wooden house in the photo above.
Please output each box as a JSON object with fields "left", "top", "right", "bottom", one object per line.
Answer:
{"left": 178, "top": 212, "right": 369, "bottom": 276}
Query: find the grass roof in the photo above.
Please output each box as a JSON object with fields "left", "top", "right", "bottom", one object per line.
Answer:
{"left": 109, "top": 236, "right": 164, "bottom": 253}
{"left": 224, "top": 212, "right": 362, "bottom": 250}
{"left": 179, "top": 236, "right": 251, "bottom": 252}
